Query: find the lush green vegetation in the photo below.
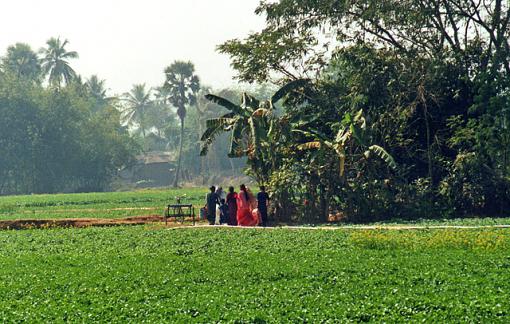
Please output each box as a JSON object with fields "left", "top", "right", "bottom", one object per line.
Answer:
{"left": 2, "top": 0, "right": 510, "bottom": 225}
{"left": 199, "top": 0, "right": 510, "bottom": 223}
{"left": 0, "top": 227, "right": 508, "bottom": 321}
{"left": 0, "top": 188, "right": 206, "bottom": 220}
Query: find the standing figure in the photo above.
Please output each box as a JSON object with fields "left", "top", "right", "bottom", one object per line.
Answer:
{"left": 236, "top": 184, "right": 258, "bottom": 226}
{"left": 219, "top": 199, "right": 229, "bottom": 224}
{"left": 216, "top": 186, "right": 226, "bottom": 200}
{"left": 205, "top": 186, "right": 219, "bottom": 225}
{"left": 257, "top": 185, "right": 270, "bottom": 227}
{"left": 226, "top": 186, "right": 238, "bottom": 226}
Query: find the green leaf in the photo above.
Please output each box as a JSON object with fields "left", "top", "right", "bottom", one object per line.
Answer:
{"left": 297, "top": 141, "right": 322, "bottom": 150}
{"left": 271, "top": 79, "right": 310, "bottom": 105}
{"left": 205, "top": 94, "right": 244, "bottom": 115}
{"left": 205, "top": 117, "right": 234, "bottom": 130}
{"left": 368, "top": 145, "right": 397, "bottom": 170}
{"left": 228, "top": 121, "right": 245, "bottom": 158}
{"left": 241, "top": 93, "right": 260, "bottom": 110}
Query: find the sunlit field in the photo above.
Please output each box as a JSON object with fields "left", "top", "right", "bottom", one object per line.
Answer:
{"left": 0, "top": 227, "right": 508, "bottom": 322}
{"left": 2, "top": 188, "right": 510, "bottom": 227}
{"left": 0, "top": 188, "right": 206, "bottom": 221}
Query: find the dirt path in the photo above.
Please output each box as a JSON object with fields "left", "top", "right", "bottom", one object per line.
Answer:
{"left": 0, "top": 215, "right": 167, "bottom": 230}
{"left": 1, "top": 217, "right": 509, "bottom": 230}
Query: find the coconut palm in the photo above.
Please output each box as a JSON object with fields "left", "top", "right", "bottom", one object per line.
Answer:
{"left": 1, "top": 43, "right": 41, "bottom": 81}
{"left": 39, "top": 37, "right": 79, "bottom": 87}
{"left": 85, "top": 75, "right": 113, "bottom": 113}
{"left": 162, "top": 61, "right": 200, "bottom": 187}
{"left": 121, "top": 84, "right": 153, "bottom": 137}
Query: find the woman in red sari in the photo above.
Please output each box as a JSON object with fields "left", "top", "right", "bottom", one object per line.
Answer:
{"left": 236, "top": 184, "right": 259, "bottom": 226}
{"left": 226, "top": 186, "right": 238, "bottom": 226}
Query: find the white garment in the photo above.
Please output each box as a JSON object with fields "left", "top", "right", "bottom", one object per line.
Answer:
{"left": 215, "top": 205, "right": 221, "bottom": 225}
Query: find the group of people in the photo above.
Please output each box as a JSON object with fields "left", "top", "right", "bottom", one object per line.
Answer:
{"left": 205, "top": 184, "right": 270, "bottom": 227}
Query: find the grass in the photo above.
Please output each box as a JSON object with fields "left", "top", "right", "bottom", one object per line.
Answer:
{"left": 0, "top": 226, "right": 508, "bottom": 322}
{"left": 321, "top": 216, "right": 510, "bottom": 227}
{"left": 2, "top": 188, "right": 510, "bottom": 228}
{"left": 0, "top": 188, "right": 207, "bottom": 220}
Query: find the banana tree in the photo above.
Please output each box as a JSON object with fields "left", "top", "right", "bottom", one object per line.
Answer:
{"left": 200, "top": 79, "right": 309, "bottom": 184}
{"left": 295, "top": 109, "right": 397, "bottom": 178}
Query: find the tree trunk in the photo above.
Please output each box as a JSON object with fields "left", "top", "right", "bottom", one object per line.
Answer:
{"left": 423, "top": 104, "right": 433, "bottom": 183}
{"left": 173, "top": 117, "right": 185, "bottom": 187}
{"left": 319, "top": 184, "right": 329, "bottom": 223}
{"left": 229, "top": 158, "right": 236, "bottom": 177}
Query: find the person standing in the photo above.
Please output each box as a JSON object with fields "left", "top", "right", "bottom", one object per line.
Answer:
{"left": 205, "top": 186, "right": 219, "bottom": 225}
{"left": 257, "top": 185, "right": 270, "bottom": 227}
{"left": 237, "top": 184, "right": 258, "bottom": 226}
{"left": 226, "top": 186, "right": 238, "bottom": 226}
{"left": 219, "top": 199, "right": 229, "bottom": 224}
{"left": 216, "top": 186, "right": 226, "bottom": 200}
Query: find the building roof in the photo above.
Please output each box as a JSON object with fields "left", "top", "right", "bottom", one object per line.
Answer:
{"left": 136, "top": 151, "right": 176, "bottom": 165}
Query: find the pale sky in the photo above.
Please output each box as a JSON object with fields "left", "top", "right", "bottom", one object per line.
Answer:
{"left": 0, "top": 0, "right": 266, "bottom": 94}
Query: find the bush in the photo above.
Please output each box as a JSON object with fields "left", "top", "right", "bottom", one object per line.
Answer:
{"left": 439, "top": 153, "right": 510, "bottom": 216}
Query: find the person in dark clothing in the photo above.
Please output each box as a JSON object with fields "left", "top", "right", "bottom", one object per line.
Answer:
{"left": 257, "top": 185, "right": 270, "bottom": 227}
{"left": 226, "top": 186, "right": 238, "bottom": 226}
{"left": 205, "top": 186, "right": 219, "bottom": 225}
{"left": 219, "top": 199, "right": 229, "bottom": 224}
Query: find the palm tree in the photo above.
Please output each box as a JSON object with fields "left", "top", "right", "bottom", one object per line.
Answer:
{"left": 150, "top": 86, "right": 177, "bottom": 139}
{"left": 1, "top": 43, "right": 41, "bottom": 81}
{"left": 85, "top": 75, "right": 112, "bottom": 113}
{"left": 39, "top": 37, "right": 78, "bottom": 88}
{"left": 200, "top": 79, "right": 309, "bottom": 184}
{"left": 162, "top": 61, "right": 200, "bottom": 187}
{"left": 121, "top": 84, "right": 153, "bottom": 138}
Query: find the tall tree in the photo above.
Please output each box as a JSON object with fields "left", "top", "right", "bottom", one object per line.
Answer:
{"left": 85, "top": 75, "right": 112, "bottom": 113}
{"left": 39, "top": 37, "right": 78, "bottom": 88}
{"left": 121, "top": 84, "right": 153, "bottom": 138}
{"left": 162, "top": 61, "right": 200, "bottom": 187}
{"left": 1, "top": 43, "right": 41, "bottom": 81}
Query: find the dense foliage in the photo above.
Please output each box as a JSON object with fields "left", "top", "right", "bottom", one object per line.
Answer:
{"left": 0, "top": 73, "right": 138, "bottom": 194}
{"left": 0, "top": 40, "right": 246, "bottom": 195}
{"left": 0, "top": 226, "right": 508, "bottom": 321}
{"left": 208, "top": 0, "right": 510, "bottom": 222}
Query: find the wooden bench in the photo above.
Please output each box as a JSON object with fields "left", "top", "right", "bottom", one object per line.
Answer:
{"left": 164, "top": 204, "right": 195, "bottom": 225}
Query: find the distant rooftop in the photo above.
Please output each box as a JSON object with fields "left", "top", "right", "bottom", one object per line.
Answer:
{"left": 136, "top": 151, "right": 176, "bottom": 164}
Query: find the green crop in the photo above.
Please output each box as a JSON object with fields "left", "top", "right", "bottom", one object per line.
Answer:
{"left": 0, "top": 188, "right": 207, "bottom": 220}
{"left": 0, "top": 227, "right": 508, "bottom": 322}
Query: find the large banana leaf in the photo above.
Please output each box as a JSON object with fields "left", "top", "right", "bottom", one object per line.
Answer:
{"left": 205, "top": 94, "right": 245, "bottom": 116}
{"left": 241, "top": 93, "right": 260, "bottom": 110}
{"left": 228, "top": 121, "right": 245, "bottom": 158}
{"left": 205, "top": 117, "right": 234, "bottom": 130}
{"left": 335, "top": 127, "right": 351, "bottom": 145}
{"left": 350, "top": 123, "right": 367, "bottom": 146}
{"left": 368, "top": 145, "right": 397, "bottom": 170}
{"left": 248, "top": 117, "right": 261, "bottom": 157}
{"left": 271, "top": 79, "right": 310, "bottom": 105}
{"left": 200, "top": 124, "right": 228, "bottom": 156}
{"left": 297, "top": 141, "right": 322, "bottom": 150}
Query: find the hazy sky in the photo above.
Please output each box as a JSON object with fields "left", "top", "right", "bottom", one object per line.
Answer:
{"left": 0, "top": 0, "right": 266, "bottom": 94}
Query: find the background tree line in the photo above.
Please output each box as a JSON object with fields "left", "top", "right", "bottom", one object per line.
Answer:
{"left": 201, "top": 0, "right": 510, "bottom": 222}
{"left": 0, "top": 38, "right": 253, "bottom": 195}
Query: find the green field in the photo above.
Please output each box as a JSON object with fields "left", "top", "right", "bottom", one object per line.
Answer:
{"left": 0, "top": 188, "right": 207, "bottom": 220}
{"left": 2, "top": 188, "right": 510, "bottom": 228}
{"left": 0, "top": 226, "right": 509, "bottom": 322}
